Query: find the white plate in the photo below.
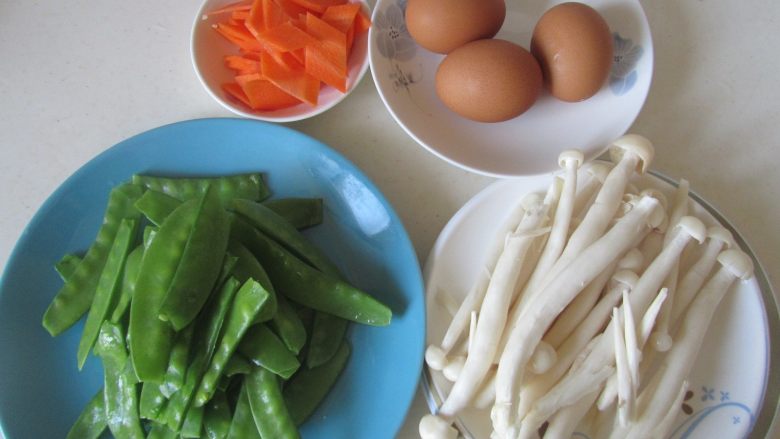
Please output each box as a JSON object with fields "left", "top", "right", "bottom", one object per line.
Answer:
{"left": 369, "top": 0, "right": 653, "bottom": 177}
{"left": 422, "top": 169, "right": 777, "bottom": 438}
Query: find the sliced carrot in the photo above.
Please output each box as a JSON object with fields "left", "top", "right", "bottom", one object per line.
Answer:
{"left": 231, "top": 9, "right": 250, "bottom": 20}
{"left": 214, "top": 22, "right": 264, "bottom": 52}
{"left": 224, "top": 55, "right": 263, "bottom": 74}
{"left": 260, "top": 21, "right": 319, "bottom": 52}
{"left": 203, "top": 0, "right": 252, "bottom": 18}
{"left": 222, "top": 82, "right": 252, "bottom": 107}
{"left": 235, "top": 73, "right": 302, "bottom": 110}
{"left": 245, "top": 0, "right": 265, "bottom": 38}
{"left": 353, "top": 7, "right": 371, "bottom": 34}
{"left": 261, "top": 51, "right": 320, "bottom": 105}
{"left": 305, "top": 44, "right": 347, "bottom": 92}
{"left": 278, "top": 0, "right": 309, "bottom": 19}
{"left": 262, "top": 0, "right": 288, "bottom": 30}
{"left": 321, "top": 3, "right": 361, "bottom": 34}
{"left": 287, "top": 0, "right": 346, "bottom": 14}
{"left": 290, "top": 47, "right": 306, "bottom": 65}
{"left": 345, "top": 20, "right": 355, "bottom": 53}
{"left": 305, "top": 12, "right": 347, "bottom": 74}
{"left": 268, "top": 49, "right": 304, "bottom": 71}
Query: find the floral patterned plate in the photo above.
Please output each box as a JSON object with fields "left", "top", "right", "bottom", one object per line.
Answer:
{"left": 422, "top": 169, "right": 779, "bottom": 438}
{"left": 368, "top": 0, "right": 653, "bottom": 177}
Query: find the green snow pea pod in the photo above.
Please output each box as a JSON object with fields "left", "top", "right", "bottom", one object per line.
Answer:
{"left": 194, "top": 278, "right": 271, "bottom": 407}
{"left": 264, "top": 197, "right": 323, "bottom": 230}
{"left": 228, "top": 240, "right": 277, "bottom": 323}
{"left": 181, "top": 404, "right": 204, "bottom": 438}
{"left": 77, "top": 218, "right": 138, "bottom": 369}
{"left": 43, "top": 183, "right": 143, "bottom": 336}
{"left": 140, "top": 383, "right": 168, "bottom": 422}
{"left": 165, "top": 277, "right": 240, "bottom": 430}
{"left": 94, "top": 321, "right": 144, "bottom": 439}
{"left": 130, "top": 198, "right": 200, "bottom": 383}
{"left": 146, "top": 424, "right": 179, "bottom": 439}
{"left": 227, "top": 384, "right": 262, "bottom": 439}
{"left": 65, "top": 388, "right": 106, "bottom": 439}
{"left": 270, "top": 294, "right": 307, "bottom": 355}
{"left": 306, "top": 312, "right": 348, "bottom": 368}
{"left": 283, "top": 341, "right": 351, "bottom": 425}
{"left": 224, "top": 354, "right": 252, "bottom": 377}
{"left": 232, "top": 199, "right": 340, "bottom": 276}
{"left": 238, "top": 323, "right": 300, "bottom": 379}
{"left": 55, "top": 253, "right": 82, "bottom": 282}
{"left": 132, "top": 173, "right": 270, "bottom": 205}
{"left": 159, "top": 185, "right": 231, "bottom": 331}
{"left": 239, "top": 225, "right": 391, "bottom": 326}
{"left": 160, "top": 323, "right": 196, "bottom": 398}
{"left": 135, "top": 189, "right": 182, "bottom": 226}
{"left": 109, "top": 244, "right": 143, "bottom": 324}
{"left": 204, "top": 390, "right": 232, "bottom": 439}
{"left": 246, "top": 366, "right": 300, "bottom": 439}
{"left": 143, "top": 225, "right": 158, "bottom": 249}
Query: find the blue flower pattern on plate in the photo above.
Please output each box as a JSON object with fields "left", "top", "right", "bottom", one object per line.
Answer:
{"left": 374, "top": 0, "right": 416, "bottom": 61}
{"left": 610, "top": 32, "right": 644, "bottom": 96}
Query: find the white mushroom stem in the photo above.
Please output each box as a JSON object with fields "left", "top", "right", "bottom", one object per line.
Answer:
{"left": 626, "top": 250, "right": 753, "bottom": 438}
{"left": 573, "top": 162, "right": 611, "bottom": 216}
{"left": 543, "top": 390, "right": 601, "bottom": 439}
{"left": 544, "top": 262, "right": 615, "bottom": 349}
{"left": 622, "top": 291, "right": 640, "bottom": 393}
{"left": 613, "top": 307, "right": 634, "bottom": 427}
{"left": 473, "top": 369, "right": 496, "bottom": 410}
{"left": 648, "top": 380, "right": 689, "bottom": 439}
{"left": 597, "top": 287, "right": 668, "bottom": 411}
{"left": 491, "top": 196, "right": 661, "bottom": 436}
{"left": 515, "top": 271, "right": 635, "bottom": 421}
{"left": 440, "top": 270, "right": 490, "bottom": 354}
{"left": 539, "top": 217, "right": 705, "bottom": 418}
{"left": 671, "top": 226, "right": 734, "bottom": 323}
{"left": 437, "top": 197, "right": 550, "bottom": 419}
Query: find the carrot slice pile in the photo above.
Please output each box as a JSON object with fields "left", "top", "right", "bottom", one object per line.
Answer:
{"left": 209, "top": 0, "right": 371, "bottom": 112}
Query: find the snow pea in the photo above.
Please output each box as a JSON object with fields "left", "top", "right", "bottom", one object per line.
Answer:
{"left": 43, "top": 183, "right": 143, "bottom": 336}
{"left": 135, "top": 189, "right": 181, "bottom": 226}
{"left": 160, "top": 324, "right": 196, "bottom": 398}
{"left": 143, "top": 225, "right": 157, "bottom": 249}
{"left": 132, "top": 173, "right": 270, "bottom": 205}
{"left": 204, "top": 390, "right": 232, "bottom": 439}
{"left": 181, "top": 404, "right": 204, "bottom": 438}
{"left": 238, "top": 224, "right": 392, "bottom": 326}
{"left": 264, "top": 197, "right": 323, "bottom": 230}
{"left": 165, "top": 277, "right": 240, "bottom": 430}
{"left": 283, "top": 341, "right": 351, "bottom": 425}
{"left": 306, "top": 312, "right": 348, "bottom": 368}
{"left": 55, "top": 253, "right": 82, "bottom": 282}
{"left": 130, "top": 198, "right": 200, "bottom": 383}
{"left": 246, "top": 366, "right": 300, "bottom": 439}
{"left": 194, "top": 278, "right": 272, "bottom": 407}
{"left": 270, "top": 294, "right": 308, "bottom": 355}
{"left": 65, "top": 388, "right": 106, "bottom": 439}
{"left": 228, "top": 240, "right": 277, "bottom": 323}
{"left": 227, "top": 384, "right": 261, "bottom": 439}
{"left": 146, "top": 424, "right": 179, "bottom": 439}
{"left": 109, "top": 244, "right": 143, "bottom": 324}
{"left": 224, "top": 354, "right": 252, "bottom": 377}
{"left": 238, "top": 323, "right": 300, "bottom": 379}
{"left": 140, "top": 383, "right": 168, "bottom": 422}
{"left": 159, "top": 185, "right": 231, "bottom": 330}
{"left": 94, "top": 321, "right": 144, "bottom": 439}
{"left": 77, "top": 218, "right": 138, "bottom": 369}
{"left": 232, "top": 199, "right": 340, "bottom": 276}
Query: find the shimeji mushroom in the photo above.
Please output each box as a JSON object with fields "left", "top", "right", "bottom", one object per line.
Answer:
{"left": 433, "top": 193, "right": 553, "bottom": 423}
{"left": 419, "top": 414, "right": 458, "bottom": 439}
{"left": 491, "top": 195, "right": 663, "bottom": 437}
{"left": 625, "top": 249, "right": 753, "bottom": 438}
{"left": 572, "top": 162, "right": 611, "bottom": 220}
{"left": 528, "top": 216, "right": 705, "bottom": 426}
{"left": 543, "top": 389, "right": 601, "bottom": 439}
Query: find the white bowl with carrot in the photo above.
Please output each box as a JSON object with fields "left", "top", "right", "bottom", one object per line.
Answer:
{"left": 192, "top": 0, "right": 371, "bottom": 122}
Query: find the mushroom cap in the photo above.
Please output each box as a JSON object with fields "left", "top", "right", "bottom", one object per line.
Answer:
{"left": 443, "top": 355, "right": 466, "bottom": 382}
{"left": 717, "top": 249, "right": 754, "bottom": 280}
{"left": 675, "top": 216, "right": 706, "bottom": 243}
{"left": 609, "top": 134, "right": 655, "bottom": 174}
{"left": 425, "top": 345, "right": 447, "bottom": 371}
{"left": 558, "top": 149, "right": 585, "bottom": 169}
{"left": 522, "top": 192, "right": 544, "bottom": 210}
{"left": 586, "top": 162, "right": 611, "bottom": 183}
{"left": 646, "top": 199, "right": 667, "bottom": 230}
{"left": 419, "top": 414, "right": 458, "bottom": 439}
{"left": 530, "top": 341, "right": 557, "bottom": 374}
{"left": 617, "top": 248, "right": 644, "bottom": 271}
{"left": 611, "top": 269, "right": 639, "bottom": 289}
{"left": 707, "top": 226, "right": 735, "bottom": 249}
{"left": 640, "top": 188, "right": 669, "bottom": 211}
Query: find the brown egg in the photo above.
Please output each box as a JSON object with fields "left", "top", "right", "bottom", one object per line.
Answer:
{"left": 435, "top": 39, "right": 543, "bottom": 123}
{"left": 405, "top": 0, "right": 506, "bottom": 54}
{"left": 531, "top": 2, "right": 613, "bottom": 102}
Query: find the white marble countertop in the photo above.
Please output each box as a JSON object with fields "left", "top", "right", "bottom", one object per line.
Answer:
{"left": 0, "top": 0, "right": 778, "bottom": 437}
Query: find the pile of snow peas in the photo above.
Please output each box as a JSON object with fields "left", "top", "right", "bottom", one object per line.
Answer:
{"left": 41, "top": 172, "right": 392, "bottom": 439}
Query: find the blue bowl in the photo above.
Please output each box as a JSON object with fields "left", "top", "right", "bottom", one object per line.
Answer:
{"left": 0, "top": 118, "right": 425, "bottom": 438}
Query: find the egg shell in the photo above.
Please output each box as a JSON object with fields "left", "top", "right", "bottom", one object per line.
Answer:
{"left": 405, "top": 0, "right": 506, "bottom": 54}
{"left": 531, "top": 2, "right": 613, "bottom": 102}
{"left": 435, "top": 39, "right": 543, "bottom": 123}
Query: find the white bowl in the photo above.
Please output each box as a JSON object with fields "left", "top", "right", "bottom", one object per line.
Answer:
{"left": 369, "top": 0, "right": 653, "bottom": 176}
{"left": 191, "top": 0, "right": 371, "bottom": 123}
